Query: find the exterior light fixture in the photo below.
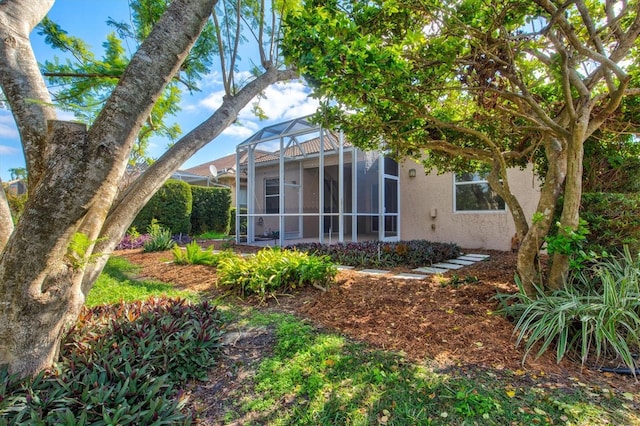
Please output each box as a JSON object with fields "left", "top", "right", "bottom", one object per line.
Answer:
{"left": 408, "top": 168, "right": 417, "bottom": 178}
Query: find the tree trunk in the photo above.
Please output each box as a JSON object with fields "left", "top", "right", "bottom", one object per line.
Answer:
{"left": 548, "top": 116, "right": 588, "bottom": 289}
{"left": 486, "top": 160, "right": 529, "bottom": 240}
{"left": 517, "top": 137, "right": 567, "bottom": 295}
{"left": 82, "top": 66, "right": 297, "bottom": 291}
{"left": 0, "top": 0, "right": 216, "bottom": 378}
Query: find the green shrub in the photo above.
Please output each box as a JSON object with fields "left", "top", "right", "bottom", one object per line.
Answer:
{"left": 143, "top": 220, "right": 176, "bottom": 252}
{"left": 498, "top": 247, "right": 640, "bottom": 374}
{"left": 0, "top": 297, "right": 223, "bottom": 424}
{"left": 191, "top": 186, "right": 231, "bottom": 235}
{"left": 172, "top": 241, "right": 237, "bottom": 266}
{"left": 217, "top": 247, "right": 337, "bottom": 300}
{"left": 581, "top": 192, "right": 640, "bottom": 254}
{"left": 5, "top": 191, "right": 27, "bottom": 224}
{"left": 133, "top": 179, "right": 192, "bottom": 235}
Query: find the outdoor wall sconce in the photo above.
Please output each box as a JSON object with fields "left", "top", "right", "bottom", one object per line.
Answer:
{"left": 408, "top": 168, "right": 417, "bottom": 178}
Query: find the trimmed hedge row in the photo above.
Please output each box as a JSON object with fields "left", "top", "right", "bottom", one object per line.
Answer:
{"left": 132, "top": 180, "right": 231, "bottom": 236}
{"left": 191, "top": 186, "right": 231, "bottom": 235}
{"left": 132, "top": 179, "right": 192, "bottom": 235}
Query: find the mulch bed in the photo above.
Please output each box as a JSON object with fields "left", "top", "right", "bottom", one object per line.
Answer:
{"left": 116, "top": 244, "right": 639, "bottom": 394}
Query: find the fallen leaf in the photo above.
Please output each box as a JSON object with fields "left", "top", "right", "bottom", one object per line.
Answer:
{"left": 506, "top": 390, "right": 516, "bottom": 398}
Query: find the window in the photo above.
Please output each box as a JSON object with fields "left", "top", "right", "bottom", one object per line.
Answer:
{"left": 265, "top": 178, "right": 279, "bottom": 213}
{"left": 454, "top": 172, "right": 505, "bottom": 212}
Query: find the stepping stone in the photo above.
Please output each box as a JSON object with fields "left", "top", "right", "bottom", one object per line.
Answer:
{"left": 457, "top": 256, "right": 482, "bottom": 262}
{"left": 360, "top": 269, "right": 389, "bottom": 275}
{"left": 447, "top": 259, "right": 475, "bottom": 266}
{"left": 337, "top": 265, "right": 355, "bottom": 270}
{"left": 412, "top": 266, "right": 449, "bottom": 274}
{"left": 393, "top": 273, "right": 427, "bottom": 280}
{"left": 433, "top": 262, "right": 465, "bottom": 270}
{"left": 464, "top": 253, "right": 491, "bottom": 259}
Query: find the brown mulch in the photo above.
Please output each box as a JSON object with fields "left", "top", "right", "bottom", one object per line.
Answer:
{"left": 116, "top": 243, "right": 639, "bottom": 395}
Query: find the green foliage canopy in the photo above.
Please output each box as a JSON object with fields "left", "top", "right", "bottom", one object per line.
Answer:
{"left": 282, "top": 0, "right": 640, "bottom": 176}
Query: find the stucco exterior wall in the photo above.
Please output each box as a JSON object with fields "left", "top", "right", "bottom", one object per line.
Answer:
{"left": 399, "top": 160, "right": 541, "bottom": 251}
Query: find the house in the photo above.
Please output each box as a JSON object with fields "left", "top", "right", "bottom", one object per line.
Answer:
{"left": 235, "top": 116, "right": 542, "bottom": 251}
{"left": 4, "top": 179, "right": 27, "bottom": 196}
{"left": 180, "top": 152, "right": 240, "bottom": 201}
{"left": 191, "top": 116, "right": 541, "bottom": 251}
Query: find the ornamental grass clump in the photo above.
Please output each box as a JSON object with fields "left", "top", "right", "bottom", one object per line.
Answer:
{"left": 143, "top": 219, "right": 176, "bottom": 252}
{"left": 172, "top": 240, "right": 236, "bottom": 266}
{"left": 217, "top": 247, "right": 337, "bottom": 300}
{"left": 0, "top": 297, "right": 223, "bottom": 424}
{"left": 499, "top": 247, "right": 640, "bottom": 375}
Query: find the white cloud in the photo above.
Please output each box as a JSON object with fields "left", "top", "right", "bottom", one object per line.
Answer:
{"left": 198, "top": 89, "right": 226, "bottom": 111}
{"left": 221, "top": 125, "right": 256, "bottom": 139}
{"left": 222, "top": 121, "right": 259, "bottom": 138}
{"left": 239, "top": 81, "right": 319, "bottom": 122}
{"left": 0, "top": 144, "right": 19, "bottom": 155}
{"left": 0, "top": 113, "right": 19, "bottom": 139}
{"left": 56, "top": 110, "right": 77, "bottom": 121}
{"left": 199, "top": 70, "right": 223, "bottom": 88}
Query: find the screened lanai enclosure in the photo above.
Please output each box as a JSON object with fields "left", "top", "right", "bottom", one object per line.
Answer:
{"left": 235, "top": 116, "right": 400, "bottom": 246}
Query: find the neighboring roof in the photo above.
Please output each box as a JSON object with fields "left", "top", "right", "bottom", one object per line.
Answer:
{"left": 171, "top": 170, "right": 210, "bottom": 184}
{"left": 183, "top": 152, "right": 238, "bottom": 177}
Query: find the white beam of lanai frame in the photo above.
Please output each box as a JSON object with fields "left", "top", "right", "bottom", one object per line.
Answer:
{"left": 235, "top": 115, "right": 399, "bottom": 246}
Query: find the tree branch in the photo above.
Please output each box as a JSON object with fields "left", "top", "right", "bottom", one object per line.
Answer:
{"left": 0, "top": 0, "right": 57, "bottom": 188}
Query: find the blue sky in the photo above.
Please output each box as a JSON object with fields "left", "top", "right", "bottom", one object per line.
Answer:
{"left": 0, "top": 0, "right": 319, "bottom": 181}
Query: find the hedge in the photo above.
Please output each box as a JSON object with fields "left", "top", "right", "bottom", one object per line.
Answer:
{"left": 191, "top": 186, "right": 231, "bottom": 235}
{"left": 132, "top": 179, "right": 192, "bottom": 235}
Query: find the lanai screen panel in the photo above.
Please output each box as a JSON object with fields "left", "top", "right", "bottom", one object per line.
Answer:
{"left": 236, "top": 115, "right": 397, "bottom": 245}
{"left": 356, "top": 150, "right": 380, "bottom": 241}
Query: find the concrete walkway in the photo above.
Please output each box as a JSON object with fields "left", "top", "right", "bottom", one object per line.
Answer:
{"left": 338, "top": 253, "right": 490, "bottom": 280}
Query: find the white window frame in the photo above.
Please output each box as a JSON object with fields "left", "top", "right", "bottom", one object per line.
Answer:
{"left": 453, "top": 172, "right": 506, "bottom": 213}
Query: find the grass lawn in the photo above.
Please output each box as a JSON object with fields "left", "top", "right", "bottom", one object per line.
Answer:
{"left": 213, "top": 311, "right": 638, "bottom": 426}
{"left": 85, "top": 256, "right": 639, "bottom": 425}
{"left": 86, "top": 256, "right": 195, "bottom": 307}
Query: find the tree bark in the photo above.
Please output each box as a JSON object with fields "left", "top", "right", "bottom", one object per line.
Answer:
{"left": 548, "top": 114, "right": 588, "bottom": 289}
{"left": 486, "top": 160, "right": 529, "bottom": 240}
{"left": 0, "top": 0, "right": 56, "bottom": 189}
{"left": 517, "top": 137, "right": 567, "bottom": 295}
{"left": 0, "top": 0, "right": 216, "bottom": 378}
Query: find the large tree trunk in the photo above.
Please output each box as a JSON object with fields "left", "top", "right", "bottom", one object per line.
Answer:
{"left": 548, "top": 115, "right": 588, "bottom": 289}
{"left": 517, "top": 137, "right": 567, "bottom": 295}
{"left": 0, "top": 0, "right": 216, "bottom": 378}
